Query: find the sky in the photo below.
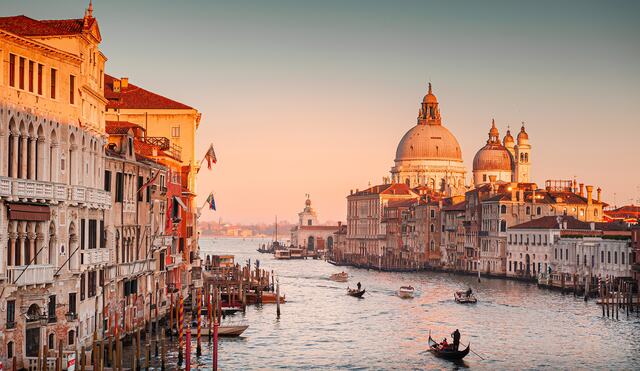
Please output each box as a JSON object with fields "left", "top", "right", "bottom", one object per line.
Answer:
{"left": 4, "top": 0, "right": 640, "bottom": 223}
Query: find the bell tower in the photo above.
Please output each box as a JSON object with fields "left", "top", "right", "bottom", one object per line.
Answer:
{"left": 514, "top": 123, "right": 531, "bottom": 183}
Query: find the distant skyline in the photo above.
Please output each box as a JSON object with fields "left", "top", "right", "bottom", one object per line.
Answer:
{"left": 5, "top": 0, "right": 640, "bottom": 223}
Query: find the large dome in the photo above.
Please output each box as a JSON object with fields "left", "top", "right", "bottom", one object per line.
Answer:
{"left": 473, "top": 143, "right": 513, "bottom": 171}
{"left": 395, "top": 124, "right": 463, "bottom": 161}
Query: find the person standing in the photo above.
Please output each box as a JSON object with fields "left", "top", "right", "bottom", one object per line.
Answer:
{"left": 357, "top": 282, "right": 362, "bottom": 291}
{"left": 451, "top": 329, "right": 461, "bottom": 351}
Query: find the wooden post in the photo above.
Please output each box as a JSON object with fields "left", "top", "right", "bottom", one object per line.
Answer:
{"left": 42, "top": 344, "right": 48, "bottom": 371}
{"left": 57, "top": 339, "right": 63, "bottom": 371}
{"left": 276, "top": 278, "right": 281, "bottom": 318}
{"left": 196, "top": 287, "right": 202, "bottom": 357}
{"left": 186, "top": 325, "right": 191, "bottom": 371}
{"left": 208, "top": 284, "right": 213, "bottom": 340}
{"left": 169, "top": 291, "right": 174, "bottom": 337}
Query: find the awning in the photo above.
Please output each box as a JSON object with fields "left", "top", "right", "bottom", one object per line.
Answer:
{"left": 173, "top": 196, "right": 188, "bottom": 211}
{"left": 7, "top": 203, "right": 50, "bottom": 221}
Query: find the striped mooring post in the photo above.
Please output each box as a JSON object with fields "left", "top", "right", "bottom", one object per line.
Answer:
{"left": 196, "top": 288, "right": 202, "bottom": 356}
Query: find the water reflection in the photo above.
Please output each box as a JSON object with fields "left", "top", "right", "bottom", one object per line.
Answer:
{"left": 126, "top": 238, "right": 640, "bottom": 370}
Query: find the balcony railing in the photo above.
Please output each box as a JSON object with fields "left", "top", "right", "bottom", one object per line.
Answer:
{"left": 139, "top": 136, "right": 182, "bottom": 161}
{"left": 82, "top": 249, "right": 110, "bottom": 266}
{"left": 117, "top": 259, "right": 153, "bottom": 277}
{"left": 7, "top": 264, "right": 55, "bottom": 286}
{"left": 0, "top": 176, "right": 111, "bottom": 209}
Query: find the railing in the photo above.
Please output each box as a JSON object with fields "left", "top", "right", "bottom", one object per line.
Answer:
{"left": 7, "top": 264, "right": 55, "bottom": 286}
{"left": 82, "top": 249, "right": 110, "bottom": 266}
{"left": 139, "top": 136, "right": 182, "bottom": 161}
{"left": 0, "top": 176, "right": 111, "bottom": 209}
{"left": 117, "top": 259, "right": 153, "bottom": 277}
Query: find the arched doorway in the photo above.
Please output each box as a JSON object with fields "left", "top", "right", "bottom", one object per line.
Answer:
{"left": 525, "top": 254, "right": 531, "bottom": 276}
{"left": 307, "top": 236, "right": 315, "bottom": 251}
{"left": 25, "top": 304, "right": 42, "bottom": 357}
{"left": 327, "top": 236, "right": 334, "bottom": 251}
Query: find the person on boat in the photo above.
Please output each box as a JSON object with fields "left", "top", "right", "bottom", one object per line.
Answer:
{"left": 357, "top": 282, "right": 362, "bottom": 291}
{"left": 466, "top": 287, "right": 473, "bottom": 297}
{"left": 440, "top": 338, "right": 449, "bottom": 350}
{"left": 451, "top": 329, "right": 461, "bottom": 351}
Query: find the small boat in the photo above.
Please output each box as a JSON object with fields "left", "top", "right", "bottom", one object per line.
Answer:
{"left": 191, "top": 325, "right": 249, "bottom": 337}
{"left": 330, "top": 272, "right": 349, "bottom": 282}
{"left": 428, "top": 334, "right": 470, "bottom": 360}
{"left": 221, "top": 307, "right": 242, "bottom": 316}
{"left": 274, "top": 249, "right": 291, "bottom": 260}
{"left": 398, "top": 285, "right": 415, "bottom": 299}
{"left": 347, "top": 287, "right": 366, "bottom": 298}
{"left": 454, "top": 291, "right": 477, "bottom": 304}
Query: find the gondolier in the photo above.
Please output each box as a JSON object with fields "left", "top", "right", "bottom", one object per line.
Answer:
{"left": 452, "top": 329, "right": 461, "bottom": 351}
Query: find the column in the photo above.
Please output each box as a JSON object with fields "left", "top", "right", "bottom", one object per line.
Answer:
{"left": 11, "top": 132, "right": 19, "bottom": 178}
{"left": 20, "top": 134, "right": 28, "bottom": 179}
{"left": 18, "top": 232, "right": 26, "bottom": 266}
{"left": 27, "top": 137, "right": 38, "bottom": 180}
{"left": 49, "top": 143, "right": 58, "bottom": 182}
{"left": 37, "top": 137, "right": 46, "bottom": 181}
{"left": 28, "top": 230, "right": 38, "bottom": 265}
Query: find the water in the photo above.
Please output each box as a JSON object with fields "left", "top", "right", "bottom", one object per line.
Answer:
{"left": 138, "top": 238, "right": 640, "bottom": 370}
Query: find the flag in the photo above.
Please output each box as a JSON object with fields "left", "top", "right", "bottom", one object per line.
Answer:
{"left": 205, "top": 144, "right": 217, "bottom": 169}
{"left": 206, "top": 192, "right": 216, "bottom": 211}
{"left": 137, "top": 170, "right": 160, "bottom": 194}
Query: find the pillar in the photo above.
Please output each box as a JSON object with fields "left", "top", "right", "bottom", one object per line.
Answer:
{"left": 37, "top": 137, "right": 46, "bottom": 181}
{"left": 18, "top": 232, "right": 26, "bottom": 266}
{"left": 11, "top": 131, "right": 19, "bottom": 178}
{"left": 20, "top": 134, "right": 28, "bottom": 179}
{"left": 29, "top": 136, "right": 36, "bottom": 180}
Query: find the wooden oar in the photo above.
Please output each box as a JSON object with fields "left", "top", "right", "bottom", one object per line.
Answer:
{"left": 461, "top": 342, "right": 485, "bottom": 360}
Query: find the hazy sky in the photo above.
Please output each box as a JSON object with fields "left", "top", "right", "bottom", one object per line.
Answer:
{"left": 5, "top": 0, "right": 640, "bottom": 223}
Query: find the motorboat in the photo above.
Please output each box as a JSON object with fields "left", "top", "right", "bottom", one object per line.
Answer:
{"left": 454, "top": 291, "right": 477, "bottom": 304}
{"left": 330, "top": 272, "right": 349, "bottom": 282}
{"left": 398, "top": 285, "right": 415, "bottom": 299}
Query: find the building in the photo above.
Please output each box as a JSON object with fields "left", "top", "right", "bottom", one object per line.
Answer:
{"left": 0, "top": 5, "right": 111, "bottom": 368}
{"left": 390, "top": 84, "right": 466, "bottom": 195}
{"left": 344, "top": 183, "right": 419, "bottom": 267}
{"left": 604, "top": 205, "right": 640, "bottom": 224}
{"left": 507, "top": 216, "right": 632, "bottom": 287}
{"left": 440, "top": 200, "right": 466, "bottom": 270}
{"left": 289, "top": 196, "right": 339, "bottom": 255}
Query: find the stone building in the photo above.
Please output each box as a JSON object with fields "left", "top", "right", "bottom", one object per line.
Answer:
{"left": 0, "top": 5, "right": 111, "bottom": 368}
{"left": 440, "top": 200, "right": 466, "bottom": 270}
{"left": 390, "top": 84, "right": 466, "bottom": 195}
{"left": 289, "top": 196, "right": 339, "bottom": 254}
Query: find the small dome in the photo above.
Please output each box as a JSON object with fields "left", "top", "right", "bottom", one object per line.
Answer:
{"left": 517, "top": 124, "right": 528, "bottom": 141}
{"left": 473, "top": 143, "right": 513, "bottom": 171}
{"left": 489, "top": 119, "right": 499, "bottom": 138}
{"left": 503, "top": 129, "right": 514, "bottom": 146}
{"left": 395, "top": 124, "right": 462, "bottom": 161}
{"left": 305, "top": 198, "right": 311, "bottom": 207}
{"left": 422, "top": 82, "right": 438, "bottom": 104}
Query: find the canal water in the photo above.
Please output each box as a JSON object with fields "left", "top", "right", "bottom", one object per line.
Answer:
{"left": 137, "top": 237, "right": 640, "bottom": 370}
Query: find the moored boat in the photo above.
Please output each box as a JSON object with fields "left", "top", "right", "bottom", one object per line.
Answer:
{"left": 191, "top": 325, "right": 249, "bottom": 337}
{"left": 330, "top": 272, "right": 349, "bottom": 282}
{"left": 428, "top": 334, "right": 470, "bottom": 360}
{"left": 454, "top": 291, "right": 477, "bottom": 304}
{"left": 347, "top": 287, "right": 366, "bottom": 298}
{"left": 274, "top": 249, "right": 291, "bottom": 259}
{"left": 398, "top": 285, "right": 415, "bottom": 299}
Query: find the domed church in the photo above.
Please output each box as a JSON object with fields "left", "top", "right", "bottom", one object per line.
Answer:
{"left": 390, "top": 84, "right": 467, "bottom": 196}
{"left": 472, "top": 119, "right": 531, "bottom": 187}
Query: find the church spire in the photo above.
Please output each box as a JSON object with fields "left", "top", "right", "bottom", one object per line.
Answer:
{"left": 419, "top": 83, "right": 441, "bottom": 125}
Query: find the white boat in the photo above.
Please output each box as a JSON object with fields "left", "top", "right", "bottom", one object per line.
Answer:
{"left": 330, "top": 272, "right": 349, "bottom": 282}
{"left": 454, "top": 291, "right": 477, "bottom": 304}
{"left": 274, "top": 249, "right": 291, "bottom": 260}
{"left": 398, "top": 285, "right": 415, "bottom": 299}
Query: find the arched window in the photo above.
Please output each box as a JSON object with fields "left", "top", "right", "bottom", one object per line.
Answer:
{"left": 500, "top": 205, "right": 507, "bottom": 214}
{"left": 536, "top": 207, "right": 541, "bottom": 215}
{"left": 430, "top": 240, "right": 435, "bottom": 251}
{"left": 430, "top": 224, "right": 435, "bottom": 233}
{"left": 7, "top": 341, "right": 13, "bottom": 358}
{"left": 526, "top": 206, "right": 531, "bottom": 215}
{"left": 68, "top": 330, "right": 75, "bottom": 345}
{"left": 48, "top": 333, "right": 55, "bottom": 350}
{"left": 500, "top": 220, "right": 507, "bottom": 232}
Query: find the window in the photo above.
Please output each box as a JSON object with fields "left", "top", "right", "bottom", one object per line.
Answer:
{"left": 536, "top": 207, "right": 541, "bottom": 215}
{"left": 559, "top": 249, "right": 562, "bottom": 260}
{"left": 28, "top": 60, "right": 34, "bottom": 92}
{"left": 69, "top": 75, "right": 75, "bottom": 104}
{"left": 430, "top": 224, "right": 435, "bottom": 233}
{"left": 7, "top": 300, "right": 16, "bottom": 328}
{"left": 38, "top": 64, "right": 43, "bottom": 94}
{"left": 565, "top": 249, "right": 568, "bottom": 261}
{"left": 622, "top": 252, "right": 625, "bottom": 265}
{"left": 19, "top": 57, "right": 25, "bottom": 89}
{"left": 81, "top": 219, "right": 86, "bottom": 250}
{"left": 501, "top": 205, "right": 507, "bottom": 214}
{"left": 607, "top": 251, "right": 611, "bottom": 264}
{"left": 100, "top": 220, "right": 106, "bottom": 248}
{"left": 171, "top": 126, "right": 180, "bottom": 137}
{"left": 88, "top": 270, "right": 97, "bottom": 297}
{"left": 601, "top": 251, "right": 604, "bottom": 263}
{"left": 80, "top": 273, "right": 85, "bottom": 300}
{"left": 115, "top": 172, "right": 124, "bottom": 202}
{"left": 88, "top": 220, "right": 97, "bottom": 249}
{"left": 526, "top": 206, "right": 531, "bottom": 215}
{"left": 104, "top": 170, "right": 112, "bottom": 191}
{"left": 614, "top": 251, "right": 617, "bottom": 265}
{"left": 128, "top": 138, "right": 133, "bottom": 157}
{"left": 69, "top": 293, "right": 77, "bottom": 314}
{"left": 68, "top": 330, "right": 75, "bottom": 345}
{"left": 50, "top": 68, "right": 57, "bottom": 99}
{"left": 500, "top": 220, "right": 507, "bottom": 232}
{"left": 48, "top": 295, "right": 56, "bottom": 322}
{"left": 48, "top": 333, "right": 55, "bottom": 350}
{"left": 9, "top": 54, "right": 16, "bottom": 87}
{"left": 430, "top": 209, "right": 435, "bottom": 218}
{"left": 137, "top": 176, "right": 144, "bottom": 201}
{"left": 7, "top": 342, "right": 13, "bottom": 358}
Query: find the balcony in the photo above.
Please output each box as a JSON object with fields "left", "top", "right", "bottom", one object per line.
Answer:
{"left": 0, "top": 176, "right": 111, "bottom": 209}
{"left": 82, "top": 249, "right": 110, "bottom": 266}
{"left": 117, "top": 259, "right": 153, "bottom": 277}
{"left": 7, "top": 265, "right": 55, "bottom": 286}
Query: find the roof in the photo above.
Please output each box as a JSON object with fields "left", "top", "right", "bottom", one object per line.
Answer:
{"left": 483, "top": 189, "right": 606, "bottom": 206}
{"left": 442, "top": 201, "right": 466, "bottom": 212}
{"left": 350, "top": 183, "right": 416, "bottom": 197}
{"left": 0, "top": 15, "right": 93, "bottom": 37}
{"left": 386, "top": 199, "right": 416, "bottom": 208}
{"left": 605, "top": 205, "right": 640, "bottom": 221}
{"left": 298, "top": 225, "right": 340, "bottom": 231}
{"left": 509, "top": 216, "right": 629, "bottom": 232}
{"left": 104, "top": 74, "right": 193, "bottom": 110}
{"left": 105, "top": 120, "right": 145, "bottom": 135}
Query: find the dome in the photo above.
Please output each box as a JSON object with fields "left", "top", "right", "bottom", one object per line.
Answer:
{"left": 422, "top": 82, "right": 438, "bottom": 104}
{"left": 503, "top": 129, "right": 514, "bottom": 146}
{"left": 517, "top": 125, "right": 528, "bottom": 141}
{"left": 473, "top": 143, "right": 513, "bottom": 171}
{"left": 395, "top": 124, "right": 462, "bottom": 161}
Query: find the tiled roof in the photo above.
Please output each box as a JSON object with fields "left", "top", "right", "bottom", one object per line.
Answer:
{"left": 509, "top": 216, "right": 629, "bottom": 232}
{"left": 351, "top": 183, "right": 415, "bottom": 197}
{"left": 605, "top": 205, "right": 640, "bottom": 220}
{"left": 105, "top": 120, "right": 145, "bottom": 135}
{"left": 442, "top": 201, "right": 466, "bottom": 212}
{"left": 299, "top": 225, "right": 340, "bottom": 231}
{"left": 104, "top": 74, "right": 193, "bottom": 110}
{"left": 386, "top": 199, "right": 416, "bottom": 208}
{"left": 0, "top": 15, "right": 90, "bottom": 36}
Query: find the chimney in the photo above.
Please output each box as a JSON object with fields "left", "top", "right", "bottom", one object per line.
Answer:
{"left": 350, "top": 189, "right": 353, "bottom": 195}
{"left": 579, "top": 183, "right": 584, "bottom": 197}
{"left": 597, "top": 187, "right": 602, "bottom": 203}
{"left": 518, "top": 189, "right": 524, "bottom": 203}
{"left": 489, "top": 175, "right": 497, "bottom": 184}
{"left": 121, "top": 77, "right": 129, "bottom": 89}
{"left": 113, "top": 79, "right": 121, "bottom": 93}
{"left": 511, "top": 188, "right": 516, "bottom": 202}
{"left": 590, "top": 222, "right": 595, "bottom": 231}
{"left": 586, "top": 185, "right": 593, "bottom": 205}
{"left": 532, "top": 189, "right": 536, "bottom": 204}
{"left": 563, "top": 221, "right": 568, "bottom": 230}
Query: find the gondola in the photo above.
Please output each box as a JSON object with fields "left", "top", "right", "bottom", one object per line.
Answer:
{"left": 428, "top": 334, "right": 470, "bottom": 360}
{"left": 347, "top": 288, "right": 366, "bottom": 298}
{"left": 454, "top": 291, "right": 477, "bottom": 304}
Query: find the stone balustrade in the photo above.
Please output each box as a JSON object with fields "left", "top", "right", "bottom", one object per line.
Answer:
{"left": 7, "top": 264, "right": 55, "bottom": 286}
{"left": 81, "top": 249, "right": 110, "bottom": 266}
{"left": 0, "top": 176, "right": 111, "bottom": 209}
